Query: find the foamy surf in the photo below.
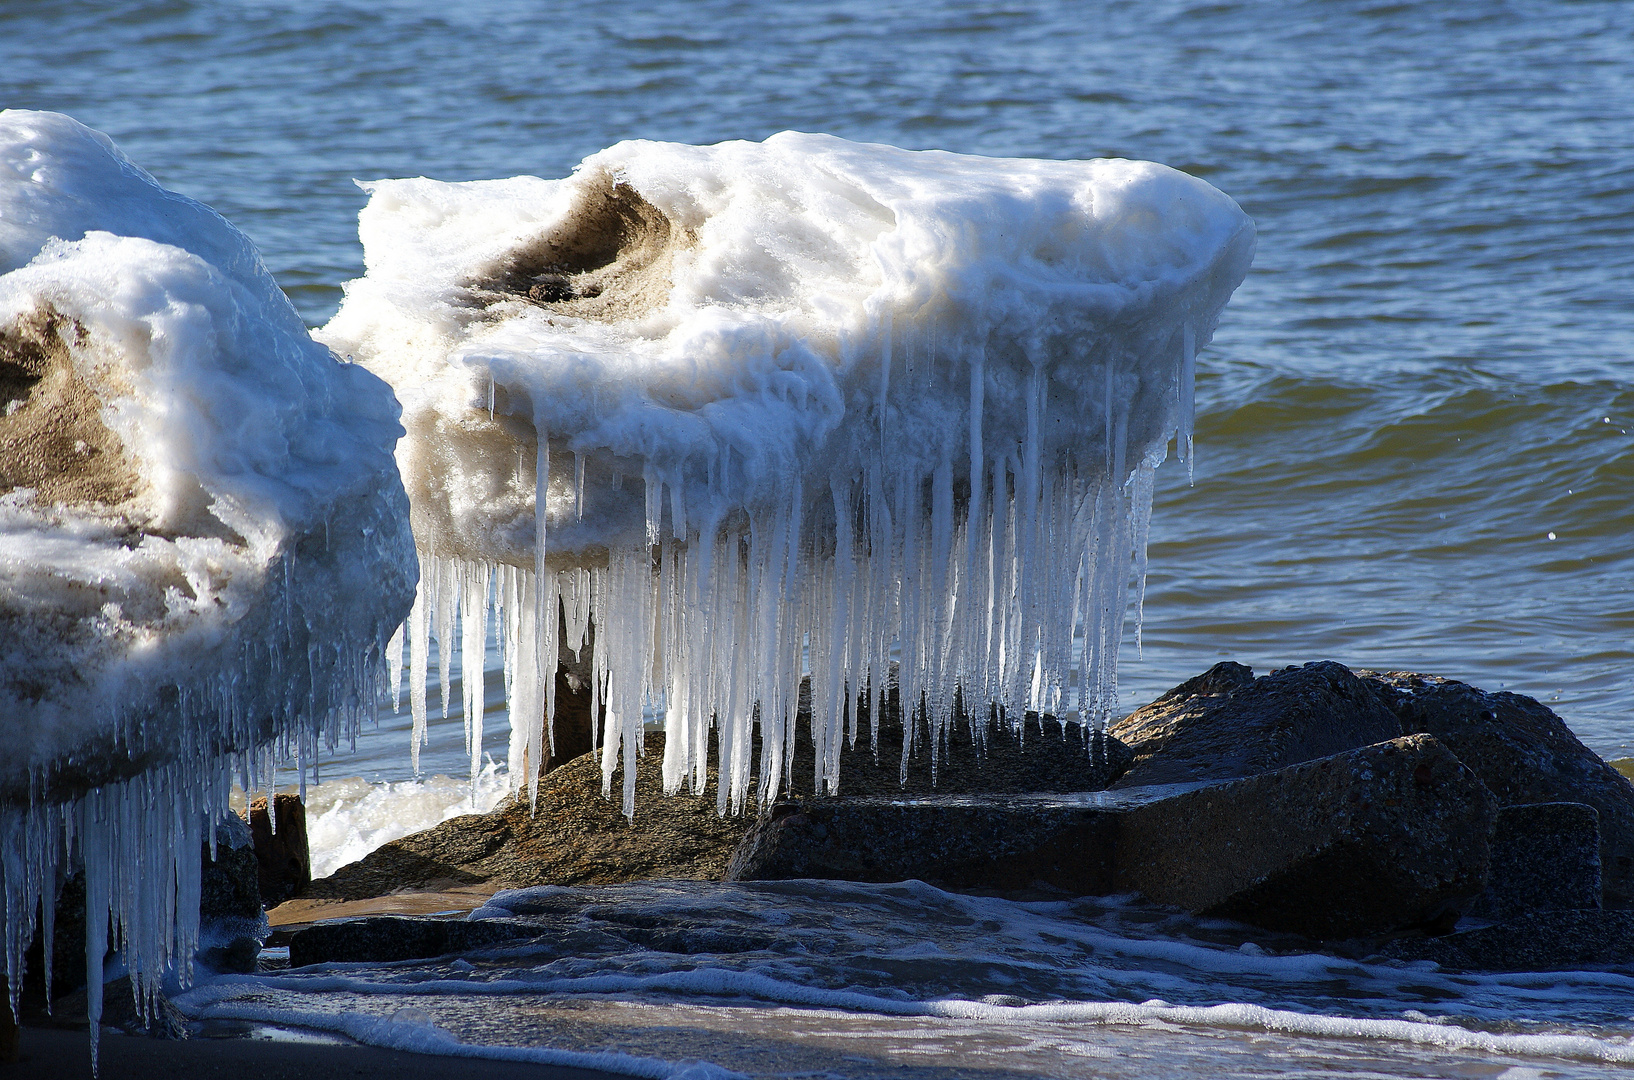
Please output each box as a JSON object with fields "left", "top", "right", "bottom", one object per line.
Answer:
{"left": 175, "top": 880, "right": 1634, "bottom": 1078}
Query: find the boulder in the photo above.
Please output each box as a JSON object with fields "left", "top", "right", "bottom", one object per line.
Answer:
{"left": 298, "top": 731, "right": 754, "bottom": 901}
{"left": 1466, "top": 802, "right": 1601, "bottom": 921}
{"left": 197, "top": 814, "right": 266, "bottom": 973}
{"left": 287, "top": 915, "right": 541, "bottom": 966}
{"left": 299, "top": 687, "right": 1128, "bottom": 903}
{"left": 245, "top": 793, "right": 311, "bottom": 907}
{"left": 1110, "top": 661, "right": 1402, "bottom": 788}
{"left": 1382, "top": 910, "right": 1634, "bottom": 971}
{"left": 733, "top": 734, "right": 1497, "bottom": 939}
{"left": 726, "top": 794, "right": 1124, "bottom": 894}
{"left": 1112, "top": 734, "right": 1495, "bottom": 938}
{"left": 1359, "top": 670, "right": 1634, "bottom": 908}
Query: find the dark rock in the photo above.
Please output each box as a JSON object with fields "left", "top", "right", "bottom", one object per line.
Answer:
{"left": 733, "top": 734, "right": 1496, "bottom": 940}
{"left": 1466, "top": 802, "right": 1601, "bottom": 921}
{"left": 1382, "top": 910, "right": 1634, "bottom": 971}
{"left": 807, "top": 681, "right": 1132, "bottom": 796}
{"left": 1359, "top": 670, "right": 1634, "bottom": 908}
{"left": 200, "top": 814, "right": 262, "bottom": 924}
{"left": 197, "top": 814, "right": 266, "bottom": 974}
{"left": 1112, "top": 734, "right": 1496, "bottom": 938}
{"left": 1110, "top": 661, "right": 1402, "bottom": 788}
{"left": 287, "top": 915, "right": 540, "bottom": 966}
{"left": 726, "top": 794, "right": 1125, "bottom": 894}
{"left": 245, "top": 794, "right": 310, "bottom": 907}
{"left": 302, "top": 686, "right": 1128, "bottom": 902}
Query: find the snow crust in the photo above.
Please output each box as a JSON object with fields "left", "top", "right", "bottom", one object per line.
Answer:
{"left": 0, "top": 111, "right": 416, "bottom": 1052}
{"left": 324, "top": 132, "right": 1253, "bottom": 815}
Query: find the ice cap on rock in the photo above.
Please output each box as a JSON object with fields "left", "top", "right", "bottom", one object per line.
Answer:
{"left": 322, "top": 131, "right": 1255, "bottom": 818}
{"left": 0, "top": 110, "right": 417, "bottom": 1059}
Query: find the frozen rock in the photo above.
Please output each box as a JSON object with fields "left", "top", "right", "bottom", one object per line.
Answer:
{"left": 0, "top": 110, "right": 416, "bottom": 1048}
{"left": 322, "top": 132, "right": 1254, "bottom": 814}
{"left": 1359, "top": 670, "right": 1634, "bottom": 908}
{"left": 1110, "top": 661, "right": 1403, "bottom": 788}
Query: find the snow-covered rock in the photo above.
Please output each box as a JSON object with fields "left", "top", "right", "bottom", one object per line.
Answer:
{"left": 324, "top": 132, "right": 1254, "bottom": 816}
{"left": 0, "top": 110, "right": 416, "bottom": 1047}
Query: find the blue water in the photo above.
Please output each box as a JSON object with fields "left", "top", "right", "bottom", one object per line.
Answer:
{"left": 7, "top": 6, "right": 1634, "bottom": 1074}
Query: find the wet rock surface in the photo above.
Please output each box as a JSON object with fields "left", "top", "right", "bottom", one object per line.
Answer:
{"left": 1382, "top": 910, "right": 1634, "bottom": 971}
{"left": 299, "top": 731, "right": 753, "bottom": 902}
{"left": 1110, "top": 661, "right": 1403, "bottom": 788}
{"left": 287, "top": 915, "right": 542, "bottom": 966}
{"left": 734, "top": 735, "right": 1497, "bottom": 940}
{"left": 1466, "top": 802, "right": 1601, "bottom": 922}
{"left": 1359, "top": 669, "right": 1634, "bottom": 908}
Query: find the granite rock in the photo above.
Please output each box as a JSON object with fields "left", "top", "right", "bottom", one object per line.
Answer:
{"left": 726, "top": 794, "right": 1125, "bottom": 894}
{"left": 1359, "top": 670, "right": 1634, "bottom": 908}
{"left": 1110, "top": 661, "right": 1403, "bottom": 788}
{"left": 733, "top": 734, "right": 1497, "bottom": 939}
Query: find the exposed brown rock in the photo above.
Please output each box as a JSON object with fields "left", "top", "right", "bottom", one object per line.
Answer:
{"left": 0, "top": 308, "right": 140, "bottom": 508}
{"left": 245, "top": 794, "right": 311, "bottom": 907}
{"left": 1359, "top": 670, "right": 1634, "bottom": 909}
{"left": 299, "top": 731, "right": 753, "bottom": 902}
{"left": 1110, "top": 660, "right": 1402, "bottom": 788}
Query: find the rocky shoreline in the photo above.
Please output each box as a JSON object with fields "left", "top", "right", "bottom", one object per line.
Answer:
{"left": 16, "top": 659, "right": 1634, "bottom": 1042}
{"left": 269, "top": 660, "right": 1634, "bottom": 977}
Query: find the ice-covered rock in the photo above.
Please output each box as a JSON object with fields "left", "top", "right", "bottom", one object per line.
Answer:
{"left": 0, "top": 111, "right": 416, "bottom": 1052}
{"left": 323, "top": 132, "right": 1254, "bottom": 816}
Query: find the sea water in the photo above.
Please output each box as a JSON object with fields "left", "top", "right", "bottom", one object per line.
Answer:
{"left": 6, "top": 0, "right": 1634, "bottom": 1076}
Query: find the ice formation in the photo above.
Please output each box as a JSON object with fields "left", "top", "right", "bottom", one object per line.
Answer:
{"left": 0, "top": 111, "right": 416, "bottom": 1054}
{"left": 322, "top": 132, "right": 1254, "bottom": 816}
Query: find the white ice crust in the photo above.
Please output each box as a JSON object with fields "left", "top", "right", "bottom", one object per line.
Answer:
{"left": 323, "top": 132, "right": 1254, "bottom": 816}
{"left": 0, "top": 111, "right": 417, "bottom": 1049}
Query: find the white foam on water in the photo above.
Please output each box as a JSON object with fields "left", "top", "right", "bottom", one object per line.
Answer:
{"left": 175, "top": 881, "right": 1634, "bottom": 1077}
{"left": 322, "top": 132, "right": 1255, "bottom": 815}
{"left": 0, "top": 110, "right": 417, "bottom": 1064}
{"left": 298, "top": 761, "right": 509, "bottom": 880}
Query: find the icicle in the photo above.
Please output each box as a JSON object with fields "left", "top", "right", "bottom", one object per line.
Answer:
{"left": 1180, "top": 321, "right": 1197, "bottom": 482}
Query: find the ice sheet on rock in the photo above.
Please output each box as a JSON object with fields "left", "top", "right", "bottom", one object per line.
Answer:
{"left": 323, "top": 132, "right": 1254, "bottom": 815}
{"left": 0, "top": 110, "right": 417, "bottom": 1057}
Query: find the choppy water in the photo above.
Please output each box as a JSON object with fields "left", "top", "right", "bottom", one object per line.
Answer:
{"left": 7, "top": 1, "right": 1634, "bottom": 1074}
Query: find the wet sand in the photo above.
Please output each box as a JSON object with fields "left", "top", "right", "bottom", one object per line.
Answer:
{"left": 2, "top": 1026, "right": 630, "bottom": 1080}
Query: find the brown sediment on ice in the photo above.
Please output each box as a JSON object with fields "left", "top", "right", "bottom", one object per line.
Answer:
{"left": 0, "top": 308, "right": 140, "bottom": 509}
{"left": 480, "top": 171, "right": 693, "bottom": 322}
